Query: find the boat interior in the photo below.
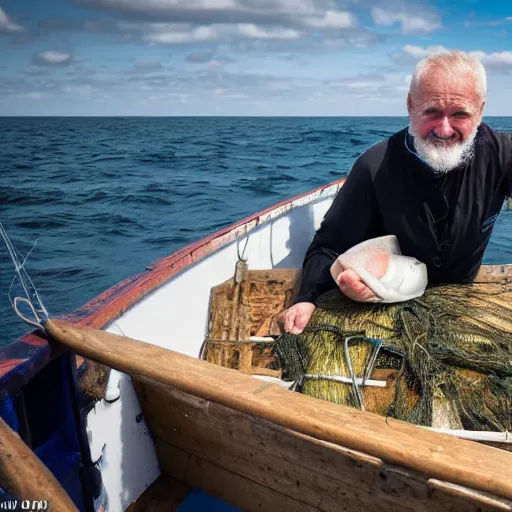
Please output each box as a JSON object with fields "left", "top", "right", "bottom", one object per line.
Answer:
{"left": 76, "top": 260, "right": 512, "bottom": 512}
{"left": 2, "top": 183, "right": 512, "bottom": 511}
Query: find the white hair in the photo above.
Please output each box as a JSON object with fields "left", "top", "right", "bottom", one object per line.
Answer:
{"left": 410, "top": 50, "right": 487, "bottom": 100}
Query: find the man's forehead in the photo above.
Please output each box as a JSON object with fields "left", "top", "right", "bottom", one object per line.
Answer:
{"left": 414, "top": 68, "right": 479, "bottom": 101}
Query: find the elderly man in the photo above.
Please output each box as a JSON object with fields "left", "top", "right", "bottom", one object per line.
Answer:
{"left": 284, "top": 49, "right": 512, "bottom": 335}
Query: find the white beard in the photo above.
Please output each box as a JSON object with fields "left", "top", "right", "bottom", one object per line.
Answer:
{"left": 408, "top": 125, "right": 478, "bottom": 174}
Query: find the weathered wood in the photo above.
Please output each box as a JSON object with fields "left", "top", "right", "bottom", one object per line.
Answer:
{"left": 45, "top": 319, "right": 512, "bottom": 503}
{"left": 207, "top": 268, "right": 299, "bottom": 341}
{"left": 204, "top": 267, "right": 298, "bottom": 377}
{"left": 135, "top": 378, "right": 510, "bottom": 512}
{"left": 473, "top": 265, "right": 512, "bottom": 283}
{"left": 0, "top": 417, "right": 78, "bottom": 512}
{"left": 428, "top": 481, "right": 512, "bottom": 512}
{"left": 480, "top": 442, "right": 512, "bottom": 453}
{"left": 154, "top": 438, "right": 318, "bottom": 512}
{"left": 126, "top": 475, "right": 190, "bottom": 512}
{"left": 229, "top": 260, "right": 248, "bottom": 341}
{"left": 201, "top": 339, "right": 281, "bottom": 377}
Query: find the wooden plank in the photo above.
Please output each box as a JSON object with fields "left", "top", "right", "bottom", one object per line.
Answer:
{"left": 480, "top": 442, "right": 512, "bottom": 453}
{"left": 0, "top": 417, "right": 78, "bottom": 511}
{"left": 45, "top": 319, "right": 512, "bottom": 502}
{"left": 201, "top": 340, "right": 281, "bottom": 377}
{"left": 473, "top": 265, "right": 512, "bottom": 283}
{"left": 135, "top": 378, "right": 509, "bottom": 512}
{"left": 429, "top": 481, "right": 512, "bottom": 512}
{"left": 126, "top": 476, "right": 190, "bottom": 512}
{"left": 154, "top": 438, "right": 317, "bottom": 512}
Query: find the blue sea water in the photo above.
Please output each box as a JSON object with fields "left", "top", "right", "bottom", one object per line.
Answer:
{"left": 2, "top": 116, "right": 512, "bottom": 346}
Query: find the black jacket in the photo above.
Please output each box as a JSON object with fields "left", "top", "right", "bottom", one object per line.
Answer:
{"left": 295, "top": 123, "right": 512, "bottom": 305}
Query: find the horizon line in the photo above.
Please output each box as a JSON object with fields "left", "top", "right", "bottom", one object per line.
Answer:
{"left": 1, "top": 115, "right": 512, "bottom": 118}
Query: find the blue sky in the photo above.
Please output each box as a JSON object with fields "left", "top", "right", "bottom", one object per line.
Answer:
{"left": 1, "top": 0, "right": 512, "bottom": 116}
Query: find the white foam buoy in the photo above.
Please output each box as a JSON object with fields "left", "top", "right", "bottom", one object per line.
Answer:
{"left": 104, "top": 369, "right": 121, "bottom": 403}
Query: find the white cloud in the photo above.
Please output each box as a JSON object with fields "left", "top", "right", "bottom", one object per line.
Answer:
{"left": 322, "top": 71, "right": 411, "bottom": 101}
{"left": 303, "top": 10, "right": 358, "bottom": 29}
{"left": 0, "top": 7, "right": 23, "bottom": 33}
{"left": 390, "top": 44, "right": 448, "bottom": 65}
{"left": 74, "top": 0, "right": 331, "bottom": 22}
{"left": 264, "top": 80, "right": 293, "bottom": 91}
{"left": 119, "top": 20, "right": 304, "bottom": 44}
{"left": 208, "top": 59, "right": 227, "bottom": 69}
{"left": 63, "top": 85, "right": 94, "bottom": 97}
{"left": 131, "top": 58, "right": 165, "bottom": 71}
{"left": 142, "top": 25, "right": 218, "bottom": 44}
{"left": 464, "top": 19, "right": 503, "bottom": 28}
{"left": 322, "top": 30, "right": 384, "bottom": 49}
{"left": 391, "top": 45, "right": 512, "bottom": 75}
{"left": 469, "top": 50, "right": 512, "bottom": 74}
{"left": 204, "top": 55, "right": 235, "bottom": 68}
{"left": 470, "top": 51, "right": 512, "bottom": 66}
{"left": 328, "top": 73, "right": 387, "bottom": 92}
{"left": 345, "top": 80, "right": 377, "bottom": 89}
{"left": 32, "top": 51, "right": 74, "bottom": 66}
{"left": 71, "top": 0, "right": 372, "bottom": 47}
{"left": 236, "top": 23, "right": 300, "bottom": 40}
{"left": 17, "top": 92, "right": 45, "bottom": 100}
{"left": 186, "top": 50, "right": 215, "bottom": 63}
{"left": 371, "top": 7, "right": 441, "bottom": 34}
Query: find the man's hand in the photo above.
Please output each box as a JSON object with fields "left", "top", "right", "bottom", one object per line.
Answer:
{"left": 336, "top": 268, "right": 381, "bottom": 302}
{"left": 283, "top": 302, "right": 316, "bottom": 334}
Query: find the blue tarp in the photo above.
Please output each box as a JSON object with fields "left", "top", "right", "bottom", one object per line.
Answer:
{"left": 178, "top": 490, "right": 241, "bottom": 512}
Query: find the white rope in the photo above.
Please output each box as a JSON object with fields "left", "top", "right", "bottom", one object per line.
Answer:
{"left": 13, "top": 297, "right": 45, "bottom": 331}
{"left": 0, "top": 222, "right": 49, "bottom": 329}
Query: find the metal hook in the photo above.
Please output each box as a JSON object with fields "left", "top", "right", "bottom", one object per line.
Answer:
{"left": 344, "top": 336, "right": 365, "bottom": 411}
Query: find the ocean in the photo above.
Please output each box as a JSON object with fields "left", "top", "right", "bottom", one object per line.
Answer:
{"left": 2, "top": 116, "right": 512, "bottom": 346}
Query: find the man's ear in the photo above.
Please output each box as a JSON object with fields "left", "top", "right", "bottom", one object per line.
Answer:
{"left": 407, "top": 93, "right": 413, "bottom": 114}
{"left": 478, "top": 99, "right": 486, "bottom": 119}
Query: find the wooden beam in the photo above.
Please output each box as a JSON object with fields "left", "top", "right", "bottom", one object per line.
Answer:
{"left": 0, "top": 417, "right": 78, "bottom": 511}
{"left": 45, "top": 318, "right": 512, "bottom": 502}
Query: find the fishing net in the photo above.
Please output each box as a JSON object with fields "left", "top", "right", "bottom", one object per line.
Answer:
{"left": 274, "top": 283, "right": 512, "bottom": 431}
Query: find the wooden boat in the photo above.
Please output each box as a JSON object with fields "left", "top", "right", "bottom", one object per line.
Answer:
{"left": 1, "top": 177, "right": 512, "bottom": 512}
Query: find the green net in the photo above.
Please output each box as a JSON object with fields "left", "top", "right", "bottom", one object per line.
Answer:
{"left": 274, "top": 283, "right": 512, "bottom": 431}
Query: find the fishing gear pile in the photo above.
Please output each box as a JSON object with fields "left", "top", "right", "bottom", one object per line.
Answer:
{"left": 274, "top": 283, "right": 512, "bottom": 431}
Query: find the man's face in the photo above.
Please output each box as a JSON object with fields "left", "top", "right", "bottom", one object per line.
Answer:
{"left": 407, "top": 67, "right": 485, "bottom": 172}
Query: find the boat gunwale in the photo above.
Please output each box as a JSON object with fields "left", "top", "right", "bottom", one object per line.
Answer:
{"left": 0, "top": 178, "right": 345, "bottom": 394}
{"left": 46, "top": 318, "right": 512, "bottom": 503}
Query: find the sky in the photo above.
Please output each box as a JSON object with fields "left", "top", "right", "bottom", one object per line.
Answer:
{"left": 1, "top": 0, "right": 512, "bottom": 116}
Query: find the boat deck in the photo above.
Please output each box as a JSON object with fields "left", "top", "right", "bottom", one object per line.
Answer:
{"left": 126, "top": 475, "right": 240, "bottom": 512}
